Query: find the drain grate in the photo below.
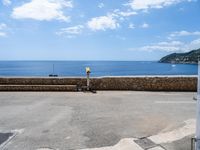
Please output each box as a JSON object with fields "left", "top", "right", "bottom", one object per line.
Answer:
{"left": 37, "top": 148, "right": 55, "bottom": 150}
{"left": 134, "top": 137, "right": 157, "bottom": 149}
{"left": 0, "top": 132, "right": 14, "bottom": 145}
{"left": 148, "top": 146, "right": 166, "bottom": 150}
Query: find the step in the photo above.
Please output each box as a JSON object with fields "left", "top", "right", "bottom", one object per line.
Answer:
{"left": 0, "top": 78, "right": 85, "bottom": 85}
{"left": 0, "top": 85, "right": 77, "bottom": 91}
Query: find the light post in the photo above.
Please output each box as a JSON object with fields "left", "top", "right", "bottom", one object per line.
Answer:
{"left": 196, "top": 60, "right": 200, "bottom": 150}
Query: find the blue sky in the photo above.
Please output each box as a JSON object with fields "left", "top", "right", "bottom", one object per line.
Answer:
{"left": 0, "top": 0, "right": 200, "bottom": 60}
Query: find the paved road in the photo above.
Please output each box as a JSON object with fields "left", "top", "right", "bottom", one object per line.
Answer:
{"left": 0, "top": 91, "right": 196, "bottom": 150}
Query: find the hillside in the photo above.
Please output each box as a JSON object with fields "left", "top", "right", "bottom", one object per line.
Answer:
{"left": 159, "top": 48, "right": 200, "bottom": 64}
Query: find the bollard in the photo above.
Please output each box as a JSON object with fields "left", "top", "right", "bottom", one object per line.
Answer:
{"left": 86, "top": 67, "right": 91, "bottom": 91}
{"left": 196, "top": 61, "right": 200, "bottom": 150}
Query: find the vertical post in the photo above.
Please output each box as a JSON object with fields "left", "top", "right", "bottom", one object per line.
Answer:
{"left": 196, "top": 61, "right": 200, "bottom": 150}
{"left": 86, "top": 67, "right": 91, "bottom": 91}
{"left": 87, "top": 72, "right": 90, "bottom": 91}
{"left": 53, "top": 64, "right": 55, "bottom": 75}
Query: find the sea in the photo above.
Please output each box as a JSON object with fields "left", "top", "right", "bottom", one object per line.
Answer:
{"left": 0, "top": 61, "right": 198, "bottom": 77}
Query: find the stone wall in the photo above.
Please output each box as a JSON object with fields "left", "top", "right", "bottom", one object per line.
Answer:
{"left": 91, "top": 76, "right": 197, "bottom": 91}
{"left": 0, "top": 76, "right": 197, "bottom": 91}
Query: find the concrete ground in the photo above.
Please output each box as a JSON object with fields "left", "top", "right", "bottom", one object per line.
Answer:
{"left": 0, "top": 91, "right": 196, "bottom": 150}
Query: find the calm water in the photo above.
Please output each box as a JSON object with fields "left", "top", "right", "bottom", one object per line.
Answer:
{"left": 0, "top": 61, "right": 197, "bottom": 77}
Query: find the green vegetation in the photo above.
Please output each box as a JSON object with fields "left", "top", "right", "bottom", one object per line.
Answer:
{"left": 159, "top": 48, "right": 200, "bottom": 64}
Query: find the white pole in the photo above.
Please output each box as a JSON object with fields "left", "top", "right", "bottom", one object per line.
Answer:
{"left": 53, "top": 64, "right": 55, "bottom": 75}
{"left": 86, "top": 67, "right": 91, "bottom": 91}
{"left": 87, "top": 73, "right": 90, "bottom": 91}
{"left": 196, "top": 61, "right": 200, "bottom": 150}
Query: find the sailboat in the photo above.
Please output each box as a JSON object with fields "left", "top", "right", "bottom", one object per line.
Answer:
{"left": 49, "top": 64, "right": 58, "bottom": 77}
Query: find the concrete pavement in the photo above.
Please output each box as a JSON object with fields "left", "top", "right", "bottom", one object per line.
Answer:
{"left": 0, "top": 91, "right": 196, "bottom": 150}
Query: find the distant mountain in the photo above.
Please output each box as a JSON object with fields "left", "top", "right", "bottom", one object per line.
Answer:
{"left": 159, "top": 48, "right": 200, "bottom": 64}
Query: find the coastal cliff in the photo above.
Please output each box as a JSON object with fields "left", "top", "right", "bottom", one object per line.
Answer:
{"left": 159, "top": 48, "right": 200, "bottom": 64}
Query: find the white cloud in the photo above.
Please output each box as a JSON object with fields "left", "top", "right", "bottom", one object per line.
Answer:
{"left": 133, "top": 39, "right": 200, "bottom": 52}
{"left": 12, "top": 0, "right": 73, "bottom": 21}
{"left": 87, "top": 9, "right": 137, "bottom": 31}
{"left": 87, "top": 15, "right": 119, "bottom": 31}
{"left": 110, "top": 9, "right": 137, "bottom": 18}
{"left": 140, "top": 45, "right": 179, "bottom": 52}
{"left": 157, "top": 41, "right": 184, "bottom": 46}
{"left": 98, "top": 3, "right": 104, "bottom": 8}
{"left": 127, "top": 0, "right": 195, "bottom": 11}
{"left": 185, "top": 38, "right": 200, "bottom": 50}
{"left": 0, "top": 32, "right": 7, "bottom": 37}
{"left": 139, "top": 41, "right": 184, "bottom": 52}
{"left": 56, "top": 25, "right": 84, "bottom": 37}
{"left": 0, "top": 23, "right": 8, "bottom": 37}
{"left": 179, "top": 7, "right": 185, "bottom": 11}
{"left": 2, "top": 0, "right": 11, "bottom": 6}
{"left": 113, "top": 35, "right": 126, "bottom": 41}
{"left": 118, "top": 11, "right": 137, "bottom": 17}
{"left": 170, "top": 30, "right": 200, "bottom": 37}
{"left": 0, "top": 23, "right": 7, "bottom": 30}
{"left": 129, "top": 23, "right": 135, "bottom": 29}
{"left": 141, "top": 23, "right": 149, "bottom": 28}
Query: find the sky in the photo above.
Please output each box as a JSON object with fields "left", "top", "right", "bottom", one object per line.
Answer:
{"left": 0, "top": 0, "right": 200, "bottom": 61}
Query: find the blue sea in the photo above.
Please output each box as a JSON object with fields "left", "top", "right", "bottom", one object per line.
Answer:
{"left": 0, "top": 61, "right": 198, "bottom": 77}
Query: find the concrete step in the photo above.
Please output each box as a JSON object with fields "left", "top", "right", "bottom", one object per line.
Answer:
{"left": 0, "top": 85, "right": 77, "bottom": 91}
